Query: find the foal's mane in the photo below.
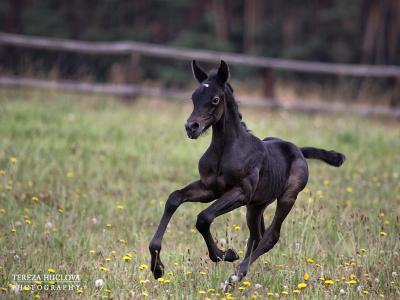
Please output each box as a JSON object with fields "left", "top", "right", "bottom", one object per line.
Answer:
{"left": 225, "top": 83, "right": 250, "bottom": 132}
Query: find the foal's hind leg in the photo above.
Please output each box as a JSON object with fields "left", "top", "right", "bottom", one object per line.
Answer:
{"left": 244, "top": 204, "right": 265, "bottom": 259}
{"left": 224, "top": 190, "right": 298, "bottom": 291}
{"left": 224, "top": 161, "right": 308, "bottom": 290}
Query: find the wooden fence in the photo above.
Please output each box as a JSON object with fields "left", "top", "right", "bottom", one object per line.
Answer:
{"left": 1, "top": 32, "right": 400, "bottom": 117}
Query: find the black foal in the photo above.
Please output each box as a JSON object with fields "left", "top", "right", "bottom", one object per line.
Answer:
{"left": 149, "top": 60, "right": 345, "bottom": 291}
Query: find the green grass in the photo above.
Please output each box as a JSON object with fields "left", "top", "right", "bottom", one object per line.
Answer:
{"left": 0, "top": 90, "right": 399, "bottom": 299}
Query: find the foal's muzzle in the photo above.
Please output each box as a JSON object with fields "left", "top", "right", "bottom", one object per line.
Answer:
{"left": 185, "top": 121, "right": 201, "bottom": 139}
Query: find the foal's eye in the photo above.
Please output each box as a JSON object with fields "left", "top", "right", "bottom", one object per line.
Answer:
{"left": 211, "top": 97, "right": 220, "bottom": 106}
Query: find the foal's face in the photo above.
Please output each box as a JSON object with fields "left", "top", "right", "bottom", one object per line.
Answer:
{"left": 186, "top": 82, "right": 225, "bottom": 139}
{"left": 185, "top": 60, "right": 230, "bottom": 139}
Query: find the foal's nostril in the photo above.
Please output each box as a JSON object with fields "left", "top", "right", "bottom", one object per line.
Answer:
{"left": 191, "top": 122, "right": 200, "bottom": 131}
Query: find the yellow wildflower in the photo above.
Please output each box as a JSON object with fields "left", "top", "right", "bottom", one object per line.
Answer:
{"left": 346, "top": 186, "right": 353, "bottom": 193}
{"left": 198, "top": 290, "right": 206, "bottom": 294}
{"left": 292, "top": 289, "right": 300, "bottom": 294}
{"left": 10, "top": 157, "right": 17, "bottom": 164}
{"left": 99, "top": 266, "right": 109, "bottom": 271}
{"left": 324, "top": 279, "right": 334, "bottom": 285}
{"left": 379, "top": 231, "right": 387, "bottom": 237}
{"left": 116, "top": 204, "right": 124, "bottom": 209}
{"left": 281, "top": 291, "right": 289, "bottom": 295}
{"left": 242, "top": 281, "right": 251, "bottom": 287}
{"left": 157, "top": 277, "right": 164, "bottom": 282}
{"left": 346, "top": 280, "right": 357, "bottom": 284}
{"left": 139, "top": 264, "right": 148, "bottom": 270}
{"left": 0, "top": 170, "right": 6, "bottom": 176}
{"left": 298, "top": 283, "right": 307, "bottom": 289}
{"left": 142, "top": 291, "right": 149, "bottom": 297}
{"left": 304, "top": 273, "right": 310, "bottom": 281}
{"left": 0, "top": 208, "right": 5, "bottom": 213}
{"left": 122, "top": 255, "right": 131, "bottom": 261}
{"left": 32, "top": 196, "right": 39, "bottom": 202}
{"left": 47, "top": 268, "right": 56, "bottom": 273}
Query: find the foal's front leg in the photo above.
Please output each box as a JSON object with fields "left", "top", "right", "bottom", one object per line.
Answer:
{"left": 196, "top": 187, "right": 247, "bottom": 262}
{"left": 149, "top": 180, "right": 214, "bottom": 279}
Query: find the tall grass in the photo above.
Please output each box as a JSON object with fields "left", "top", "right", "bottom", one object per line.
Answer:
{"left": 0, "top": 90, "right": 399, "bottom": 299}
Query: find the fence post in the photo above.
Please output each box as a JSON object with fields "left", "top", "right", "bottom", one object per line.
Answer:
{"left": 124, "top": 51, "right": 141, "bottom": 101}
{"left": 390, "top": 77, "right": 400, "bottom": 108}
{"left": 261, "top": 67, "right": 275, "bottom": 100}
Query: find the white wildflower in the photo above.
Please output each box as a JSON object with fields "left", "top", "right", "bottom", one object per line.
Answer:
{"left": 45, "top": 221, "right": 53, "bottom": 229}
{"left": 95, "top": 279, "right": 104, "bottom": 288}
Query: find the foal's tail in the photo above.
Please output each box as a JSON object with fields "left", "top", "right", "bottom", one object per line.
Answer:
{"left": 301, "top": 147, "right": 345, "bottom": 167}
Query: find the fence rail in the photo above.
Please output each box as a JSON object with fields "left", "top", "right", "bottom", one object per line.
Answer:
{"left": 1, "top": 32, "right": 400, "bottom": 77}
{"left": 0, "top": 32, "right": 400, "bottom": 117}
{"left": 1, "top": 76, "right": 399, "bottom": 118}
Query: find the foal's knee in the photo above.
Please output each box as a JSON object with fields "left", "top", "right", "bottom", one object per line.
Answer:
{"left": 196, "top": 211, "right": 212, "bottom": 232}
{"left": 165, "top": 190, "right": 182, "bottom": 213}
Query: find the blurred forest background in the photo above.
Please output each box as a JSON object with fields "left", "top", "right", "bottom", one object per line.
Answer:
{"left": 0, "top": 0, "right": 399, "bottom": 97}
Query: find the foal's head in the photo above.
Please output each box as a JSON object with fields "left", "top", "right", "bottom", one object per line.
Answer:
{"left": 185, "top": 60, "right": 230, "bottom": 139}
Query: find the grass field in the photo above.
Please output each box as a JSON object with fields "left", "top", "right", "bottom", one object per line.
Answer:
{"left": 0, "top": 90, "right": 399, "bottom": 299}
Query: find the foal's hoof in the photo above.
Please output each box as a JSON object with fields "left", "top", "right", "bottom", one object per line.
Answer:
{"left": 224, "top": 249, "right": 239, "bottom": 262}
{"left": 222, "top": 281, "right": 235, "bottom": 293}
{"left": 210, "top": 249, "right": 239, "bottom": 262}
{"left": 152, "top": 262, "right": 164, "bottom": 279}
{"left": 222, "top": 274, "right": 240, "bottom": 292}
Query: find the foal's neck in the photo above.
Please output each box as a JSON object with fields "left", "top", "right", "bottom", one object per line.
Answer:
{"left": 211, "top": 92, "right": 245, "bottom": 151}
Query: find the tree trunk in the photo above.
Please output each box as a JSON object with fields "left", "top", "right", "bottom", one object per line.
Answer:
{"left": 5, "top": 0, "right": 24, "bottom": 33}
{"left": 387, "top": 0, "right": 400, "bottom": 64}
{"left": 212, "top": 0, "right": 229, "bottom": 42}
{"left": 243, "top": 0, "right": 263, "bottom": 54}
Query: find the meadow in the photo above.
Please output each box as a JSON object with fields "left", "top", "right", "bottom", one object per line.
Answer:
{"left": 0, "top": 89, "right": 399, "bottom": 299}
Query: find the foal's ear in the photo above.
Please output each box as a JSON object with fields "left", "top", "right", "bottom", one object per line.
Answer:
{"left": 192, "top": 60, "right": 208, "bottom": 83}
{"left": 217, "top": 60, "right": 229, "bottom": 84}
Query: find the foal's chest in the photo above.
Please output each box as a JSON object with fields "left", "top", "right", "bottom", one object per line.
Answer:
{"left": 198, "top": 149, "right": 245, "bottom": 193}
